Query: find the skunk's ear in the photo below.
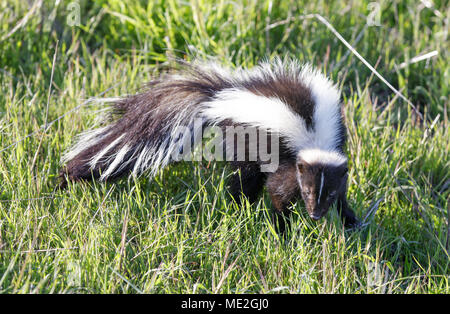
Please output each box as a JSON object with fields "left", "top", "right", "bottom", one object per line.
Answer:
{"left": 297, "top": 159, "right": 310, "bottom": 174}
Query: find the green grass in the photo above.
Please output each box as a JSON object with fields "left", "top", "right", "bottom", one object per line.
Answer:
{"left": 0, "top": 0, "right": 448, "bottom": 293}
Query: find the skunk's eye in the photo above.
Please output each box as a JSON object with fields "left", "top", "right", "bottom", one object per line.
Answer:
{"left": 327, "top": 191, "right": 337, "bottom": 199}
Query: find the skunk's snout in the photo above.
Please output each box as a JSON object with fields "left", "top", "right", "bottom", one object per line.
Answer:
{"left": 308, "top": 205, "right": 327, "bottom": 221}
{"left": 306, "top": 202, "right": 324, "bottom": 221}
{"left": 309, "top": 213, "right": 322, "bottom": 221}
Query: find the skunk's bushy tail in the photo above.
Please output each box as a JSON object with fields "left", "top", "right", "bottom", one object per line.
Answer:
{"left": 60, "top": 61, "right": 233, "bottom": 187}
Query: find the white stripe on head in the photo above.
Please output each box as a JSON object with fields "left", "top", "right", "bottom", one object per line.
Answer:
{"left": 318, "top": 170, "right": 324, "bottom": 204}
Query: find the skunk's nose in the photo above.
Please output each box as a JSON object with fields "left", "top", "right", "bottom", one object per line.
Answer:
{"left": 310, "top": 214, "right": 321, "bottom": 221}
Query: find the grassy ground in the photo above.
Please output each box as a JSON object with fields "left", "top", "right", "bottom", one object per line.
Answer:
{"left": 0, "top": 0, "right": 448, "bottom": 293}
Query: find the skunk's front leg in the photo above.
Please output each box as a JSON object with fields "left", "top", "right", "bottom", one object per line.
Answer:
{"left": 266, "top": 162, "right": 300, "bottom": 234}
{"left": 228, "top": 162, "right": 267, "bottom": 205}
{"left": 336, "top": 189, "right": 359, "bottom": 228}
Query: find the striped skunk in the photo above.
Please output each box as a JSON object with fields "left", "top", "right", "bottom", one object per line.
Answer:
{"left": 60, "top": 58, "right": 359, "bottom": 232}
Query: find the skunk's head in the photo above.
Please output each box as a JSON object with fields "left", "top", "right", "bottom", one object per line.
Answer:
{"left": 296, "top": 149, "right": 348, "bottom": 221}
